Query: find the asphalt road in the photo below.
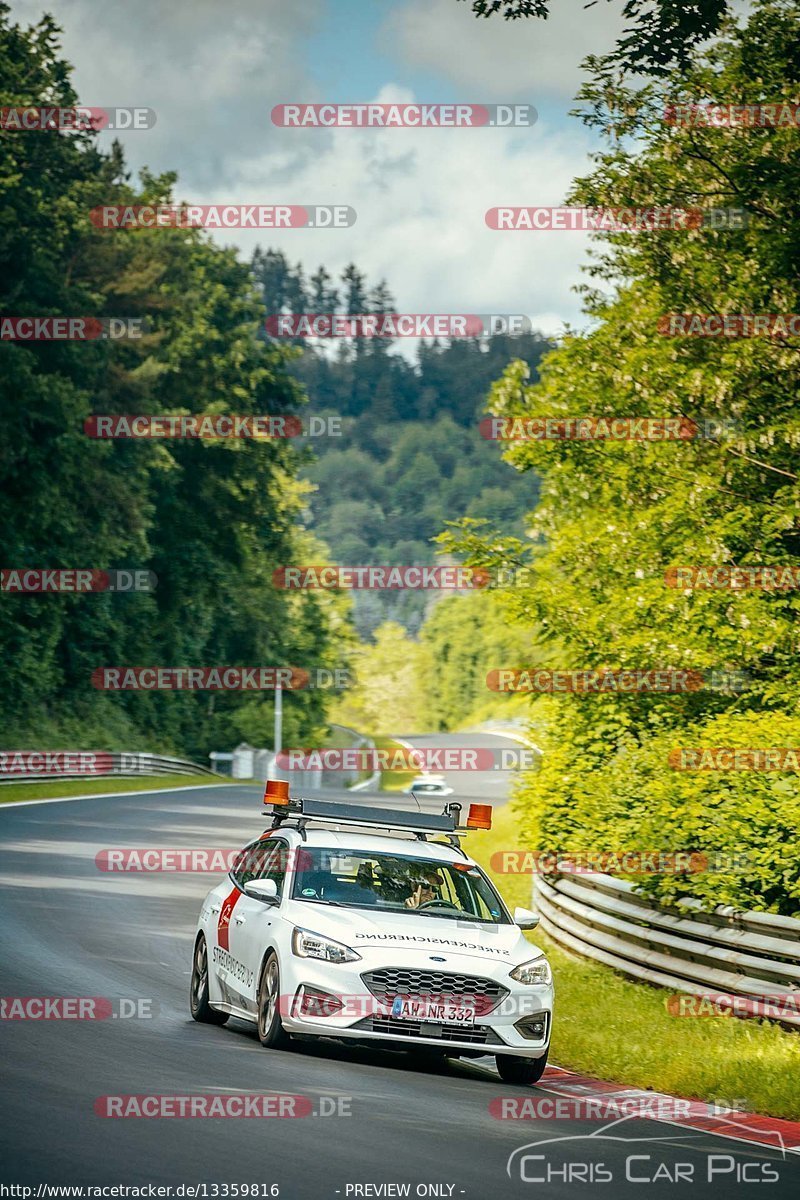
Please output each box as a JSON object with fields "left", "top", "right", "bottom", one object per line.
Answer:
{"left": 394, "top": 729, "right": 532, "bottom": 806}
{"left": 1, "top": 745, "right": 797, "bottom": 1198}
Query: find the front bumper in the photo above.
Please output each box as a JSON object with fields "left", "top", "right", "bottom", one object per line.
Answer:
{"left": 279, "top": 954, "right": 553, "bottom": 1059}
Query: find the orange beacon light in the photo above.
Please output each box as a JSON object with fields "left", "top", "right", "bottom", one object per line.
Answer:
{"left": 264, "top": 779, "right": 290, "bottom": 807}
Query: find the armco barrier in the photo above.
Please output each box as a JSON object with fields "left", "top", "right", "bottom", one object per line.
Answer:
{"left": 254, "top": 724, "right": 379, "bottom": 792}
{"left": 532, "top": 871, "right": 800, "bottom": 1029}
{"left": 0, "top": 751, "right": 219, "bottom": 783}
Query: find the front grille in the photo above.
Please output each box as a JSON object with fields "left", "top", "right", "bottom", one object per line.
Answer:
{"left": 354, "top": 1015, "right": 503, "bottom": 1045}
{"left": 362, "top": 967, "right": 508, "bottom": 1015}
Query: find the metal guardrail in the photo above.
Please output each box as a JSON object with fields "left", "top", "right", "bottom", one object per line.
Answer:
{"left": 532, "top": 871, "right": 800, "bottom": 1029}
{"left": 0, "top": 750, "right": 219, "bottom": 783}
{"left": 251, "top": 724, "right": 379, "bottom": 792}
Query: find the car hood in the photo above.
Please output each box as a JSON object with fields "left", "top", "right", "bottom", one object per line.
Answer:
{"left": 286, "top": 901, "right": 540, "bottom": 966}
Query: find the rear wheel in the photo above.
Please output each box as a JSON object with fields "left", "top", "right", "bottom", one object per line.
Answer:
{"left": 257, "top": 952, "right": 290, "bottom": 1048}
{"left": 190, "top": 934, "right": 228, "bottom": 1025}
{"left": 496, "top": 1050, "right": 548, "bottom": 1086}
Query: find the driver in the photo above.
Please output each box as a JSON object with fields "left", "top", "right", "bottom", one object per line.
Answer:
{"left": 404, "top": 869, "right": 444, "bottom": 909}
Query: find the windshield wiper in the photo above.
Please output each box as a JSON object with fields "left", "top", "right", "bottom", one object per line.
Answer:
{"left": 413, "top": 907, "right": 491, "bottom": 922}
{"left": 295, "top": 897, "right": 345, "bottom": 907}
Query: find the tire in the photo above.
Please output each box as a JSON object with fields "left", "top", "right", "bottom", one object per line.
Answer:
{"left": 190, "top": 934, "right": 229, "bottom": 1025}
{"left": 496, "top": 1050, "right": 548, "bottom": 1086}
{"left": 257, "top": 952, "right": 290, "bottom": 1049}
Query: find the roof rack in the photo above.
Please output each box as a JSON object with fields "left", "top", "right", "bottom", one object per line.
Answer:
{"left": 264, "top": 794, "right": 456, "bottom": 836}
{"left": 261, "top": 783, "right": 492, "bottom": 847}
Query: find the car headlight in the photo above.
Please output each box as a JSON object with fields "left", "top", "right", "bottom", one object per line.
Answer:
{"left": 510, "top": 957, "right": 552, "bottom": 986}
{"left": 292, "top": 927, "right": 361, "bottom": 964}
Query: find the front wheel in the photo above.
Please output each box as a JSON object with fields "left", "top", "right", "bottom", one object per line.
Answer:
{"left": 496, "top": 1050, "right": 548, "bottom": 1086}
{"left": 257, "top": 952, "right": 290, "bottom": 1049}
{"left": 190, "top": 934, "right": 228, "bottom": 1025}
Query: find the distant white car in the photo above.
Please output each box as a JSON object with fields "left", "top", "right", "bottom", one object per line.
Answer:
{"left": 190, "top": 793, "right": 553, "bottom": 1085}
{"left": 403, "top": 775, "right": 454, "bottom": 797}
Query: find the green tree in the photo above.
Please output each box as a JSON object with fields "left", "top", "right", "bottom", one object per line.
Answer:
{"left": 458, "top": 0, "right": 730, "bottom": 73}
{"left": 441, "top": 0, "right": 800, "bottom": 911}
{"left": 0, "top": 5, "right": 348, "bottom": 758}
{"left": 330, "top": 622, "right": 434, "bottom": 735}
{"left": 420, "top": 591, "right": 544, "bottom": 730}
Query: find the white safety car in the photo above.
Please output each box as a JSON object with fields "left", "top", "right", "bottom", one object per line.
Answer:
{"left": 403, "top": 775, "right": 454, "bottom": 797}
{"left": 190, "top": 784, "right": 553, "bottom": 1084}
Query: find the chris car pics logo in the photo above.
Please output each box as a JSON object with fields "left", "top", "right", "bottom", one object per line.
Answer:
{"left": 506, "top": 1120, "right": 786, "bottom": 1185}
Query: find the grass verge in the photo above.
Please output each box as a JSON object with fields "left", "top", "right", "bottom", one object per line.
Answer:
{"left": 0, "top": 774, "right": 238, "bottom": 805}
{"left": 465, "top": 802, "right": 800, "bottom": 1121}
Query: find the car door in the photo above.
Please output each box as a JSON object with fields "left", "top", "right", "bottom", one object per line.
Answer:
{"left": 211, "top": 838, "right": 276, "bottom": 1012}
{"left": 226, "top": 837, "right": 290, "bottom": 1017}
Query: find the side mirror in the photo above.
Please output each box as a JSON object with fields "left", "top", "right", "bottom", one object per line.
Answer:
{"left": 513, "top": 906, "right": 540, "bottom": 930}
{"left": 245, "top": 878, "right": 279, "bottom": 905}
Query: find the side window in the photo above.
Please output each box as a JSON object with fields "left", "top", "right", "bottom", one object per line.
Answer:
{"left": 452, "top": 869, "right": 495, "bottom": 919}
{"left": 469, "top": 883, "right": 497, "bottom": 921}
{"left": 231, "top": 840, "right": 274, "bottom": 889}
{"left": 260, "top": 840, "right": 289, "bottom": 898}
{"left": 438, "top": 871, "right": 461, "bottom": 908}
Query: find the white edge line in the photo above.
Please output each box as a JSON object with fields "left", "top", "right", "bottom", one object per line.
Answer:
{"left": 0, "top": 782, "right": 251, "bottom": 810}
{"left": 391, "top": 737, "right": 417, "bottom": 752}
{"left": 477, "top": 728, "right": 543, "bottom": 753}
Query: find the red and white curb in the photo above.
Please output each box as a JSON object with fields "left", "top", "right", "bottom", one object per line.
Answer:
{"left": 537, "top": 1066, "right": 800, "bottom": 1155}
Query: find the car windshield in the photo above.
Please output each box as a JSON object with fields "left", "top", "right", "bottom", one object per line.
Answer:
{"left": 292, "top": 847, "right": 509, "bottom": 923}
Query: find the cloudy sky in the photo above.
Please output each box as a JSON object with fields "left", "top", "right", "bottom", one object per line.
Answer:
{"left": 12, "top": 0, "right": 627, "bottom": 335}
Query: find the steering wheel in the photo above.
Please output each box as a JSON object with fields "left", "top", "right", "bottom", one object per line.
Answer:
{"left": 418, "top": 898, "right": 460, "bottom": 911}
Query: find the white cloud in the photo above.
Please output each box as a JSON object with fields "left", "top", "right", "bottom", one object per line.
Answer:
{"left": 9, "top": 0, "right": 324, "bottom": 187}
{"left": 192, "top": 81, "right": 597, "bottom": 337}
{"left": 9, "top": 1, "right": 598, "bottom": 332}
{"left": 382, "top": 0, "right": 624, "bottom": 100}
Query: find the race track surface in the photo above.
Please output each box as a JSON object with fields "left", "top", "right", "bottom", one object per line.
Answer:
{"left": 1, "top": 766, "right": 797, "bottom": 1198}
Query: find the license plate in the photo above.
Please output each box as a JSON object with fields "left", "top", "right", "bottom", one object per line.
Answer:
{"left": 390, "top": 997, "right": 475, "bottom": 1025}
